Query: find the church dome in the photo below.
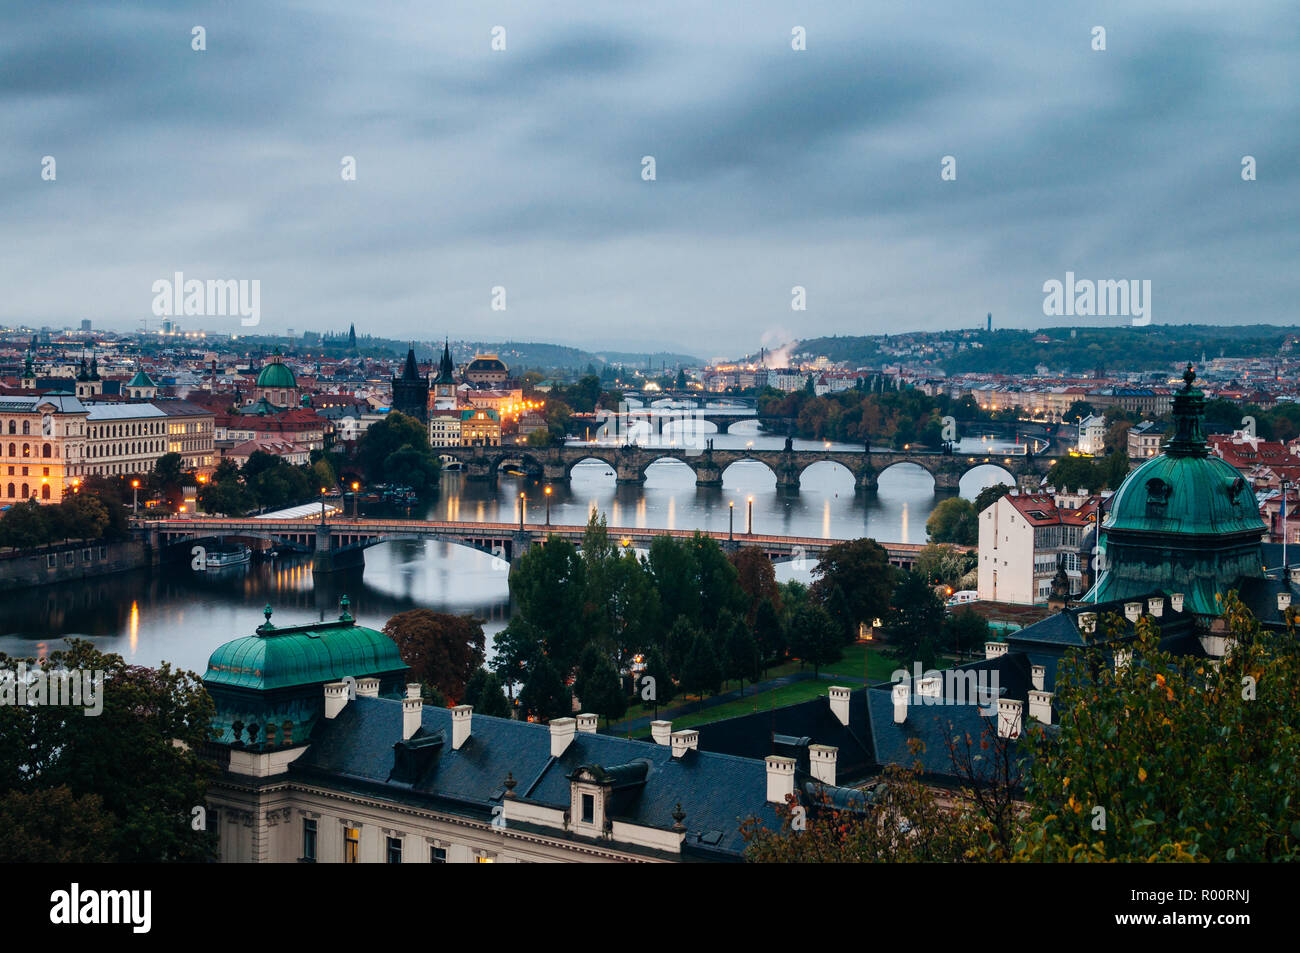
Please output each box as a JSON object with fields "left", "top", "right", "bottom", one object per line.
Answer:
{"left": 1104, "top": 452, "right": 1263, "bottom": 537}
{"left": 256, "top": 354, "right": 297, "bottom": 390}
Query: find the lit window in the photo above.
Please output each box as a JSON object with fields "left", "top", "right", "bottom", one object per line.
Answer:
{"left": 344, "top": 826, "right": 359, "bottom": 863}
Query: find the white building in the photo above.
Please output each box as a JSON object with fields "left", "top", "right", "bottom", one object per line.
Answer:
{"left": 977, "top": 491, "right": 1102, "bottom": 604}
{"left": 1077, "top": 414, "right": 1106, "bottom": 455}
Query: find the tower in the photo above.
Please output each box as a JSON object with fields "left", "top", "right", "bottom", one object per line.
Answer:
{"left": 432, "top": 339, "right": 458, "bottom": 411}
{"left": 391, "top": 344, "right": 430, "bottom": 424}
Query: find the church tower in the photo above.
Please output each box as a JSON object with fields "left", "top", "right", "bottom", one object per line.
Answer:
{"left": 432, "top": 339, "right": 458, "bottom": 411}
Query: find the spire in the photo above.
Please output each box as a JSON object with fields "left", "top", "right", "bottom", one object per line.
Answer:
{"left": 401, "top": 343, "right": 420, "bottom": 380}
{"left": 1165, "top": 363, "right": 1208, "bottom": 458}
{"left": 436, "top": 338, "right": 455, "bottom": 383}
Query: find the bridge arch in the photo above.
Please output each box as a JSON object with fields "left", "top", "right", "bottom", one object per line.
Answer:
{"left": 565, "top": 453, "right": 622, "bottom": 481}
{"left": 795, "top": 458, "right": 859, "bottom": 487}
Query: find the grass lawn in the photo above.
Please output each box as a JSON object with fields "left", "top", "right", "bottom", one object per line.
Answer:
{"left": 666, "top": 677, "right": 843, "bottom": 731}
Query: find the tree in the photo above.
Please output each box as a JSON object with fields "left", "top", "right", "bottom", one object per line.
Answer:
{"left": 914, "top": 542, "right": 976, "bottom": 590}
{"left": 973, "top": 482, "right": 1012, "bottom": 514}
{"left": 787, "top": 602, "right": 841, "bottom": 678}
{"left": 519, "top": 654, "right": 572, "bottom": 723}
{"left": 462, "top": 668, "right": 511, "bottom": 718}
{"left": 754, "top": 599, "right": 786, "bottom": 673}
{"left": 638, "top": 646, "right": 676, "bottom": 717}
{"left": 942, "top": 608, "right": 991, "bottom": 659}
{"left": 1064, "top": 400, "right": 1096, "bottom": 423}
{"left": 809, "top": 538, "right": 896, "bottom": 639}
{"left": 383, "top": 445, "right": 441, "bottom": 493}
{"left": 573, "top": 645, "right": 627, "bottom": 727}
{"left": 149, "top": 452, "right": 187, "bottom": 505}
{"left": 729, "top": 546, "right": 782, "bottom": 627}
{"left": 926, "top": 497, "right": 978, "bottom": 545}
{"left": 665, "top": 616, "right": 697, "bottom": 679}
{"left": 489, "top": 618, "right": 542, "bottom": 698}
{"left": 722, "top": 617, "right": 760, "bottom": 695}
{"left": 382, "top": 610, "right": 486, "bottom": 704}
{"left": 0, "top": 786, "right": 114, "bottom": 862}
{"left": 881, "top": 572, "right": 946, "bottom": 670}
{"left": 649, "top": 534, "right": 701, "bottom": 629}
{"left": 0, "top": 640, "right": 217, "bottom": 862}
{"left": 1016, "top": 596, "right": 1300, "bottom": 862}
{"left": 680, "top": 631, "right": 722, "bottom": 704}
{"left": 0, "top": 499, "right": 50, "bottom": 549}
{"left": 509, "top": 536, "right": 587, "bottom": 674}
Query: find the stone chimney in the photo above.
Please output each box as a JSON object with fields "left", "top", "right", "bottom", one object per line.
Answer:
{"left": 765, "top": 755, "right": 796, "bottom": 804}
{"left": 1124, "top": 601, "right": 1142, "bottom": 622}
{"left": 1030, "top": 664, "right": 1045, "bottom": 692}
{"left": 356, "top": 677, "right": 380, "bottom": 697}
{"left": 1170, "top": 592, "right": 1185, "bottom": 613}
{"left": 1028, "top": 690, "right": 1053, "bottom": 725}
{"left": 670, "top": 729, "right": 699, "bottom": 759}
{"left": 891, "top": 682, "right": 908, "bottom": 724}
{"left": 1147, "top": 596, "right": 1164, "bottom": 618}
{"left": 451, "top": 704, "right": 472, "bottom": 750}
{"left": 576, "top": 712, "right": 599, "bottom": 733}
{"left": 549, "top": 717, "right": 577, "bottom": 757}
{"left": 996, "top": 698, "right": 1023, "bottom": 740}
{"left": 1078, "top": 612, "right": 1097, "bottom": 635}
{"left": 985, "top": 640, "right": 1008, "bottom": 660}
{"left": 828, "top": 686, "right": 851, "bottom": 726}
{"left": 402, "top": 683, "right": 422, "bottom": 741}
{"left": 1278, "top": 592, "right": 1292, "bottom": 612}
{"left": 324, "top": 681, "right": 349, "bottom": 719}
{"left": 809, "top": 744, "right": 838, "bottom": 786}
{"left": 1290, "top": 567, "right": 1300, "bottom": 586}
{"left": 650, "top": 720, "right": 672, "bottom": 746}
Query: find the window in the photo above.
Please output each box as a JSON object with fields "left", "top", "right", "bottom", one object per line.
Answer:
{"left": 430, "top": 845, "right": 446, "bottom": 864}
{"left": 581, "top": 793, "right": 595, "bottom": 824}
{"left": 386, "top": 837, "right": 402, "bottom": 864}
{"left": 343, "top": 826, "right": 359, "bottom": 863}
{"left": 302, "top": 819, "right": 317, "bottom": 862}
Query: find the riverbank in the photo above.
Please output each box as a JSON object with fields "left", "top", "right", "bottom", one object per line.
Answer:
{"left": 0, "top": 539, "right": 150, "bottom": 592}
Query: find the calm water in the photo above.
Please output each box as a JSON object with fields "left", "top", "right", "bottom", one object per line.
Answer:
{"left": 0, "top": 421, "right": 1017, "bottom": 675}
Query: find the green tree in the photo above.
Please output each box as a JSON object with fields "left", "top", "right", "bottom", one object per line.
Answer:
{"left": 0, "top": 786, "right": 114, "bottom": 862}
{"left": 519, "top": 654, "right": 572, "bottom": 723}
{"left": 681, "top": 631, "right": 722, "bottom": 704}
{"left": 787, "top": 602, "right": 842, "bottom": 678}
{"left": 509, "top": 536, "right": 587, "bottom": 674}
{"left": 638, "top": 646, "right": 675, "bottom": 717}
{"left": 926, "top": 497, "right": 978, "bottom": 545}
{"left": 0, "top": 499, "right": 51, "bottom": 548}
{"left": 573, "top": 645, "right": 627, "bottom": 727}
{"left": 942, "top": 608, "right": 991, "bottom": 658}
{"left": 809, "top": 538, "right": 896, "bottom": 639}
{"left": 881, "top": 572, "right": 946, "bottom": 670}
{"left": 722, "top": 616, "right": 761, "bottom": 695}
{"left": 973, "top": 482, "right": 1013, "bottom": 514}
{"left": 754, "top": 599, "right": 785, "bottom": 673}
{"left": 462, "top": 668, "right": 511, "bottom": 718}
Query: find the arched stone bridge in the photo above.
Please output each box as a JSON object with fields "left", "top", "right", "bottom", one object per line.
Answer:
{"left": 440, "top": 442, "right": 1059, "bottom": 492}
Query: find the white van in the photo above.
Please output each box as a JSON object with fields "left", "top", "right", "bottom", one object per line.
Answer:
{"left": 945, "top": 590, "right": 978, "bottom": 607}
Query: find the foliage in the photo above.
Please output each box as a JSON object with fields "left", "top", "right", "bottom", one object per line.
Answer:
{"left": 881, "top": 572, "right": 947, "bottom": 670}
{"left": 809, "top": 538, "right": 896, "bottom": 642}
{"left": 382, "top": 609, "right": 486, "bottom": 704}
{"left": 518, "top": 653, "right": 571, "bottom": 723}
{"left": 462, "top": 668, "right": 511, "bottom": 718}
{"left": 926, "top": 497, "right": 978, "bottom": 545}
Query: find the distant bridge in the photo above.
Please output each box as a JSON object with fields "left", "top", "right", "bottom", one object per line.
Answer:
{"left": 439, "top": 441, "right": 1059, "bottom": 492}
{"left": 133, "top": 516, "right": 961, "bottom": 575}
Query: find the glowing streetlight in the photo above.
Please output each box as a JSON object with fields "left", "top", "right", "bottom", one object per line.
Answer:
{"left": 544, "top": 485, "right": 552, "bottom": 525}
{"left": 519, "top": 491, "right": 525, "bottom": 531}
{"left": 747, "top": 495, "right": 754, "bottom": 535}
{"left": 351, "top": 481, "right": 361, "bottom": 518}
{"left": 131, "top": 479, "right": 140, "bottom": 514}
{"left": 729, "top": 500, "right": 734, "bottom": 541}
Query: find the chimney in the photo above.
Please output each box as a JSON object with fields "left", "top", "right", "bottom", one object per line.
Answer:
{"left": 324, "top": 681, "right": 349, "bottom": 719}
{"left": 1279, "top": 592, "right": 1292, "bottom": 612}
{"left": 576, "top": 712, "right": 599, "bottom": 733}
{"left": 549, "top": 717, "right": 577, "bottom": 757}
{"left": 451, "top": 704, "right": 472, "bottom": 750}
{"left": 1028, "top": 689, "right": 1053, "bottom": 725}
{"left": 765, "top": 755, "right": 796, "bottom": 804}
{"left": 1170, "top": 592, "right": 1185, "bottom": 613}
{"left": 1114, "top": 649, "right": 1131, "bottom": 671}
{"left": 892, "top": 682, "right": 908, "bottom": 724}
{"left": 1078, "top": 612, "right": 1097, "bottom": 635}
{"left": 996, "top": 698, "right": 1023, "bottom": 739}
{"left": 828, "top": 686, "right": 851, "bottom": 726}
{"left": 1290, "top": 567, "right": 1300, "bottom": 586}
{"left": 1147, "top": 597, "right": 1164, "bottom": 618}
{"left": 670, "top": 729, "right": 699, "bottom": 759}
{"left": 402, "top": 683, "right": 422, "bottom": 740}
{"left": 1030, "top": 664, "right": 1045, "bottom": 692}
{"left": 650, "top": 720, "right": 672, "bottom": 746}
{"left": 1124, "top": 601, "right": 1142, "bottom": 622}
{"left": 356, "top": 677, "right": 380, "bottom": 697}
{"left": 917, "top": 674, "right": 941, "bottom": 699}
{"left": 985, "top": 640, "right": 1008, "bottom": 659}
{"left": 809, "top": 744, "right": 838, "bottom": 786}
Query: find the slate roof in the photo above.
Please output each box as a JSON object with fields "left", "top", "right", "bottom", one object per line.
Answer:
{"left": 692, "top": 688, "right": 875, "bottom": 782}
{"left": 292, "top": 697, "right": 784, "bottom": 860}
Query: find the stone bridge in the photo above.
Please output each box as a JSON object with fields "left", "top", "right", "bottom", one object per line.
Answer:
{"left": 439, "top": 441, "right": 1058, "bottom": 492}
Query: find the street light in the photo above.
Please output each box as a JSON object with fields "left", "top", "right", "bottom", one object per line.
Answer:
{"left": 519, "top": 491, "right": 525, "bottom": 531}
{"left": 320, "top": 487, "right": 328, "bottom": 525}
{"left": 544, "top": 485, "right": 552, "bottom": 526}
{"left": 729, "top": 500, "right": 734, "bottom": 542}
{"left": 747, "top": 495, "right": 754, "bottom": 535}
{"left": 131, "top": 479, "right": 140, "bottom": 514}
{"left": 351, "top": 481, "right": 360, "bottom": 518}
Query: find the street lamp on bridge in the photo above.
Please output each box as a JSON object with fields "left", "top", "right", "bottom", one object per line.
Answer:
{"left": 746, "top": 495, "right": 754, "bottom": 535}
{"left": 729, "top": 500, "right": 734, "bottom": 542}
{"left": 544, "top": 485, "right": 552, "bottom": 526}
{"left": 131, "top": 479, "right": 140, "bottom": 514}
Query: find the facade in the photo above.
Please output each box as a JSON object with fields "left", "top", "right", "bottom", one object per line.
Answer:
{"left": 0, "top": 393, "right": 86, "bottom": 504}
{"left": 390, "top": 347, "right": 429, "bottom": 425}
{"left": 82, "top": 404, "right": 169, "bottom": 478}
{"left": 464, "top": 353, "right": 508, "bottom": 386}
{"left": 1127, "top": 419, "right": 1168, "bottom": 461}
{"left": 250, "top": 351, "right": 300, "bottom": 410}
{"left": 124, "top": 367, "right": 159, "bottom": 400}
{"left": 1076, "top": 414, "right": 1106, "bottom": 455}
{"left": 428, "top": 409, "right": 463, "bottom": 448}
{"left": 431, "top": 340, "right": 458, "bottom": 411}
{"left": 460, "top": 407, "right": 500, "bottom": 446}
{"left": 155, "top": 400, "right": 217, "bottom": 475}
{"left": 977, "top": 491, "right": 1102, "bottom": 604}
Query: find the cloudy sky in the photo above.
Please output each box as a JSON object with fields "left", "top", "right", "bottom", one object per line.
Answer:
{"left": 2, "top": 1, "right": 1297, "bottom": 358}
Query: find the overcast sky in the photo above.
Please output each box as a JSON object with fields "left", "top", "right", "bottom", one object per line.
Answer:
{"left": 2, "top": 1, "right": 1297, "bottom": 358}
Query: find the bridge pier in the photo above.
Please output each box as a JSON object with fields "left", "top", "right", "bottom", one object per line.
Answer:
{"left": 312, "top": 527, "right": 366, "bottom": 574}
{"left": 543, "top": 462, "right": 569, "bottom": 484}
{"left": 694, "top": 463, "right": 723, "bottom": 488}
{"left": 856, "top": 469, "right": 878, "bottom": 494}
{"left": 932, "top": 471, "right": 963, "bottom": 496}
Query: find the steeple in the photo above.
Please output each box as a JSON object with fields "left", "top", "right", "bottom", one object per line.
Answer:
{"left": 1165, "top": 363, "right": 1208, "bottom": 458}
{"left": 436, "top": 338, "right": 455, "bottom": 383}
{"left": 402, "top": 344, "right": 421, "bottom": 381}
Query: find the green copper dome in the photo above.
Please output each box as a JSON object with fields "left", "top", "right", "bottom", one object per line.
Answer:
{"left": 256, "top": 354, "right": 297, "bottom": 390}
{"left": 204, "top": 606, "right": 406, "bottom": 691}
{"left": 1103, "top": 452, "right": 1263, "bottom": 537}
{"left": 127, "top": 368, "right": 155, "bottom": 388}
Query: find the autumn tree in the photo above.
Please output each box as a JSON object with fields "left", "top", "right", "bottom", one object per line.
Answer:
{"left": 382, "top": 609, "right": 486, "bottom": 704}
{"left": 809, "top": 538, "right": 896, "bottom": 643}
{"left": 881, "top": 571, "right": 946, "bottom": 670}
{"left": 926, "top": 497, "right": 978, "bottom": 546}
